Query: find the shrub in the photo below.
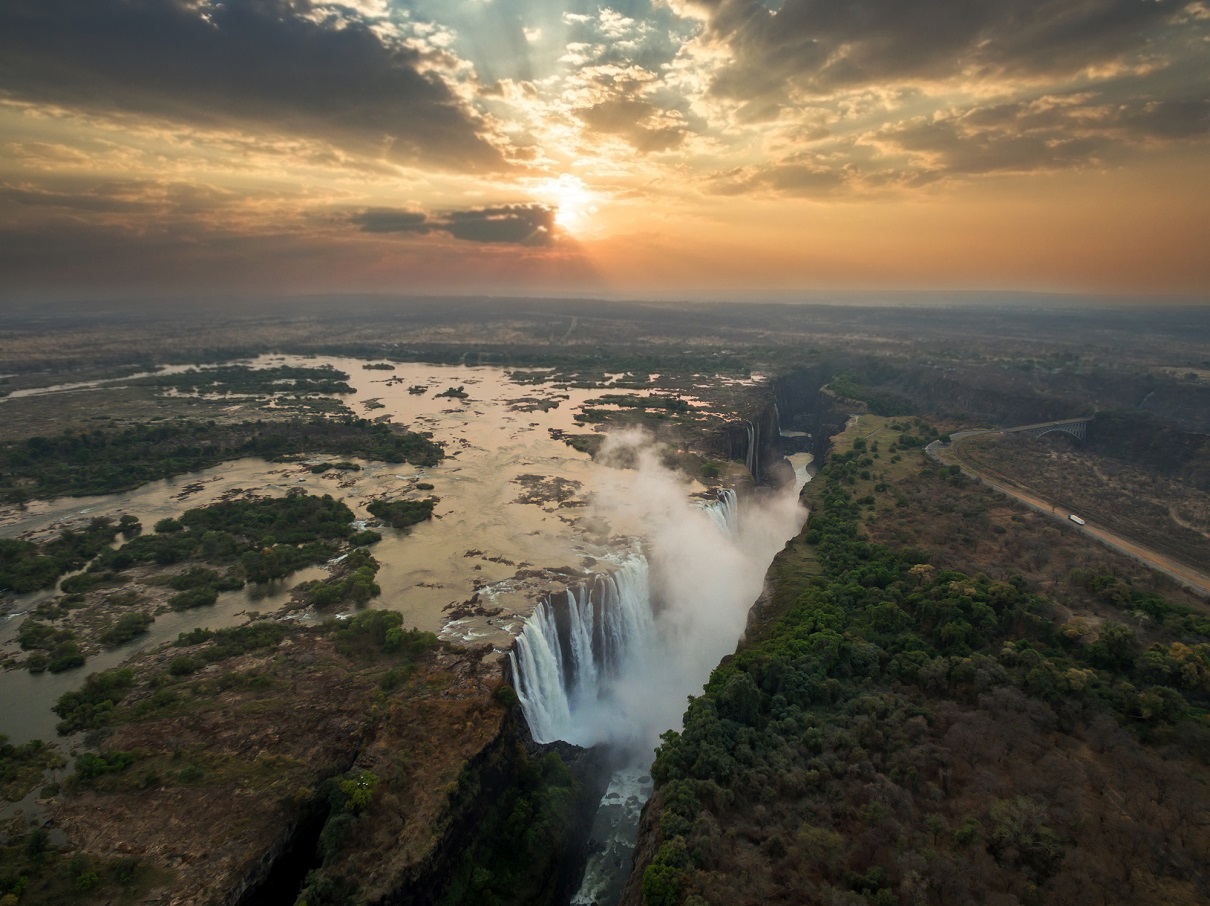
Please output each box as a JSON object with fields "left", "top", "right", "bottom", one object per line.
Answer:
{"left": 168, "top": 587, "right": 218, "bottom": 610}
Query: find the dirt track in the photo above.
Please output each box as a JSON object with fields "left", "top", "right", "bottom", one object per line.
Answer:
{"left": 928, "top": 440, "right": 1210, "bottom": 599}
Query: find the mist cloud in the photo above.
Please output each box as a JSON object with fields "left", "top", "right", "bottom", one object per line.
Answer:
{"left": 565, "top": 428, "right": 807, "bottom": 756}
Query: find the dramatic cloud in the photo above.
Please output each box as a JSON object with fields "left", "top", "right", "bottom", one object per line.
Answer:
{"left": 880, "top": 96, "right": 1210, "bottom": 176}
{"left": 678, "top": 0, "right": 1187, "bottom": 101}
{"left": 0, "top": 0, "right": 502, "bottom": 169}
{"left": 350, "top": 209, "right": 434, "bottom": 235}
{"left": 0, "top": 0, "right": 1207, "bottom": 296}
{"left": 351, "top": 203, "right": 556, "bottom": 245}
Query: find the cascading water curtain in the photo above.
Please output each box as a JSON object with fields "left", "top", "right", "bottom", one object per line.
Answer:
{"left": 509, "top": 490, "right": 737, "bottom": 745}
{"left": 509, "top": 555, "right": 652, "bottom": 744}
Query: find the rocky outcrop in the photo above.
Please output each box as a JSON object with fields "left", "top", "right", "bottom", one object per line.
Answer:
{"left": 806, "top": 387, "right": 866, "bottom": 460}
{"left": 708, "top": 371, "right": 868, "bottom": 487}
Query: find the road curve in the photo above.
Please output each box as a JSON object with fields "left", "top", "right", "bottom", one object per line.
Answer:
{"left": 926, "top": 440, "right": 1210, "bottom": 599}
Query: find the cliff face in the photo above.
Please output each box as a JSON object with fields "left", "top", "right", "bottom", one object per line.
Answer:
{"left": 283, "top": 651, "right": 609, "bottom": 906}
{"left": 42, "top": 627, "right": 601, "bottom": 906}
{"left": 371, "top": 708, "right": 610, "bottom": 906}
{"left": 708, "top": 367, "right": 859, "bottom": 485}
{"left": 370, "top": 705, "right": 530, "bottom": 906}
{"left": 804, "top": 387, "right": 865, "bottom": 460}
{"left": 718, "top": 402, "right": 782, "bottom": 483}
{"left": 773, "top": 365, "right": 831, "bottom": 430}
{"left": 771, "top": 368, "right": 867, "bottom": 462}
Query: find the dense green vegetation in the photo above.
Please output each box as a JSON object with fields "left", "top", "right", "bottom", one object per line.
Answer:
{"left": 305, "top": 548, "right": 381, "bottom": 608}
{"left": 327, "top": 609, "right": 437, "bottom": 662}
{"left": 97, "top": 612, "right": 153, "bottom": 648}
{"left": 310, "top": 461, "right": 361, "bottom": 474}
{"left": 367, "top": 497, "right": 436, "bottom": 530}
{"left": 0, "top": 518, "right": 122, "bottom": 593}
{"left": 641, "top": 450, "right": 1210, "bottom": 905}
{"left": 69, "top": 751, "right": 136, "bottom": 788}
{"left": 435, "top": 752, "right": 582, "bottom": 906}
{"left": 0, "top": 416, "right": 442, "bottom": 503}
{"left": 53, "top": 669, "right": 136, "bottom": 734}
{"left": 18, "top": 620, "right": 85, "bottom": 674}
{"left": 136, "top": 364, "right": 354, "bottom": 395}
{"left": 0, "top": 735, "right": 64, "bottom": 801}
{"left": 8, "top": 492, "right": 376, "bottom": 675}
{"left": 88, "top": 492, "right": 356, "bottom": 585}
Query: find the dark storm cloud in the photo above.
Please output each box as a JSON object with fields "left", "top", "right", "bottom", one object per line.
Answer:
{"left": 445, "top": 205, "right": 555, "bottom": 245}
{"left": 0, "top": 0, "right": 502, "bottom": 169}
{"left": 351, "top": 204, "right": 555, "bottom": 245}
{"left": 683, "top": 0, "right": 1187, "bottom": 100}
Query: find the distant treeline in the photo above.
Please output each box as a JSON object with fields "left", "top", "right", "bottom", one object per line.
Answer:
{"left": 0, "top": 416, "right": 443, "bottom": 503}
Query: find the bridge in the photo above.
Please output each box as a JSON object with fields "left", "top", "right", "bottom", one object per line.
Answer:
{"left": 1000, "top": 416, "right": 1092, "bottom": 442}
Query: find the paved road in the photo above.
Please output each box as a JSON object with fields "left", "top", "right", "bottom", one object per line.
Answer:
{"left": 926, "top": 440, "right": 1210, "bottom": 598}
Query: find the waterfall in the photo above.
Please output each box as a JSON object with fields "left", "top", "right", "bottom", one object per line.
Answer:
{"left": 509, "top": 604, "right": 573, "bottom": 744}
{"left": 703, "top": 488, "right": 739, "bottom": 538}
{"left": 510, "top": 467, "right": 806, "bottom": 906}
{"left": 744, "top": 418, "right": 765, "bottom": 481}
{"left": 509, "top": 491, "right": 737, "bottom": 747}
{"left": 745, "top": 421, "right": 757, "bottom": 479}
{"left": 509, "top": 554, "right": 653, "bottom": 745}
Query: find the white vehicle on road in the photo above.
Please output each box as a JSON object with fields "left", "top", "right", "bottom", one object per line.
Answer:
{"left": 1069, "top": 514, "right": 1086, "bottom": 525}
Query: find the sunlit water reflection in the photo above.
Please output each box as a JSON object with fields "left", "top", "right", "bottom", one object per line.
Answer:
{"left": 0, "top": 355, "right": 732, "bottom": 744}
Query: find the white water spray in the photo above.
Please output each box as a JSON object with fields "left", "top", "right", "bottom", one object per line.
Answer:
{"left": 510, "top": 431, "right": 805, "bottom": 757}
{"left": 509, "top": 430, "right": 807, "bottom": 906}
{"left": 509, "top": 555, "right": 654, "bottom": 746}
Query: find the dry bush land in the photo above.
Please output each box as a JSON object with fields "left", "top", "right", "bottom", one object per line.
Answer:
{"left": 957, "top": 432, "right": 1210, "bottom": 572}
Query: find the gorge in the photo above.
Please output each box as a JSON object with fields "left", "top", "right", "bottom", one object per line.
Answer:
{"left": 0, "top": 350, "right": 813, "bottom": 906}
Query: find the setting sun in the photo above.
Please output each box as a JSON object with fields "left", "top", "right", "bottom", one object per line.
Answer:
{"left": 0, "top": 0, "right": 1206, "bottom": 297}
{"left": 540, "top": 175, "right": 597, "bottom": 233}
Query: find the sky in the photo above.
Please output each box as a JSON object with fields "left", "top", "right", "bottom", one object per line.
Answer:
{"left": 1, "top": 0, "right": 1208, "bottom": 301}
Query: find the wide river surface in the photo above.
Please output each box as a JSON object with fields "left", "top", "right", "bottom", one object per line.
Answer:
{"left": 0, "top": 355, "right": 746, "bottom": 745}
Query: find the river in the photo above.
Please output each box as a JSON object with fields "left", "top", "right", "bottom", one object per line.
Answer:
{"left": 0, "top": 355, "right": 751, "bottom": 748}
